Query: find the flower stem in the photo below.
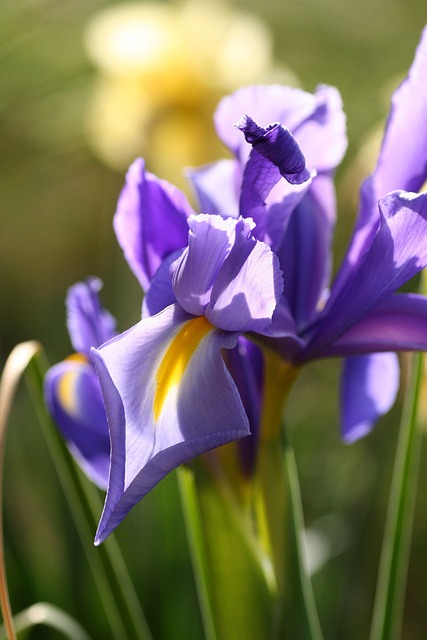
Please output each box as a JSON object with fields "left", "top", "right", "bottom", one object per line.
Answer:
{"left": 369, "top": 353, "right": 423, "bottom": 640}
{"left": 281, "top": 427, "right": 324, "bottom": 640}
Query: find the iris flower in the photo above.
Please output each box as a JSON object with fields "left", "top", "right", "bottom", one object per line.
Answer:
{"left": 47, "top": 28, "right": 427, "bottom": 544}
{"left": 44, "top": 278, "right": 114, "bottom": 489}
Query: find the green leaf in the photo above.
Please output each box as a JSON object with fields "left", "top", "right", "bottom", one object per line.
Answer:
{"left": 369, "top": 353, "right": 424, "bottom": 640}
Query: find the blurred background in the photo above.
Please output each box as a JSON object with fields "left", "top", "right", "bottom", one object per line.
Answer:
{"left": 2, "top": 0, "right": 427, "bottom": 637}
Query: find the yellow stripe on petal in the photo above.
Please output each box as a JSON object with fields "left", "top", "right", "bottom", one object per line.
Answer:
{"left": 154, "top": 315, "right": 213, "bottom": 421}
{"left": 57, "top": 353, "right": 89, "bottom": 416}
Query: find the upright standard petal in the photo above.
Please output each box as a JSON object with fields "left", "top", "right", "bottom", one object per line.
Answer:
{"left": 114, "top": 158, "right": 195, "bottom": 290}
{"left": 340, "top": 353, "right": 399, "bottom": 443}
{"left": 214, "top": 84, "right": 347, "bottom": 171}
{"left": 66, "top": 278, "right": 116, "bottom": 354}
{"left": 187, "top": 159, "right": 241, "bottom": 218}
{"left": 206, "top": 222, "right": 284, "bottom": 333}
{"left": 374, "top": 26, "right": 427, "bottom": 197}
{"left": 170, "top": 214, "right": 255, "bottom": 317}
{"left": 92, "top": 304, "right": 250, "bottom": 543}
{"left": 330, "top": 29, "right": 427, "bottom": 301}
{"left": 44, "top": 355, "right": 110, "bottom": 489}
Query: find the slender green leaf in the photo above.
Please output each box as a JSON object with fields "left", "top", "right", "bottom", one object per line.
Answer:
{"left": 281, "top": 429, "right": 324, "bottom": 640}
{"left": 0, "top": 341, "right": 41, "bottom": 640}
{"left": 369, "top": 353, "right": 424, "bottom": 640}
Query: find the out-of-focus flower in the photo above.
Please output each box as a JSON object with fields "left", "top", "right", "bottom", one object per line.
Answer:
{"left": 44, "top": 278, "right": 114, "bottom": 489}
{"left": 83, "top": 0, "right": 296, "bottom": 186}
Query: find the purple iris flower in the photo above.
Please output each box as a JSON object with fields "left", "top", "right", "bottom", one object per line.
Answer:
{"left": 46, "top": 28, "right": 427, "bottom": 544}
{"left": 92, "top": 214, "right": 286, "bottom": 543}
{"left": 44, "top": 278, "right": 115, "bottom": 489}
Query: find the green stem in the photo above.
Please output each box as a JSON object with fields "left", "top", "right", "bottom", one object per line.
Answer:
{"left": 369, "top": 353, "right": 423, "bottom": 640}
{"left": 282, "top": 428, "right": 324, "bottom": 640}
{"left": 26, "top": 349, "right": 152, "bottom": 640}
{"left": 177, "top": 465, "right": 217, "bottom": 640}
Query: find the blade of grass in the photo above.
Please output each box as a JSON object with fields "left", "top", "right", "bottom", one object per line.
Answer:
{"left": 26, "top": 348, "right": 153, "bottom": 640}
{"left": 0, "top": 341, "right": 41, "bottom": 640}
{"left": 369, "top": 353, "right": 423, "bottom": 640}
{"left": 0, "top": 602, "right": 92, "bottom": 640}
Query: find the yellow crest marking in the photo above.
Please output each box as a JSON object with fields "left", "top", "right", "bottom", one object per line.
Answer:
{"left": 153, "top": 316, "right": 213, "bottom": 421}
{"left": 57, "top": 353, "right": 89, "bottom": 416}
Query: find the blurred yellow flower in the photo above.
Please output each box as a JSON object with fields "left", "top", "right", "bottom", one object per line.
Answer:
{"left": 83, "top": 0, "right": 297, "bottom": 187}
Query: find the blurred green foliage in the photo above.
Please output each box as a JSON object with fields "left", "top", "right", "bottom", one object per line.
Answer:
{"left": 1, "top": 0, "right": 427, "bottom": 638}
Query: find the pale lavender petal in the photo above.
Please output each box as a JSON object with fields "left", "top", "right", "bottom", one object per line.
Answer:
{"left": 237, "top": 115, "right": 310, "bottom": 185}
{"left": 187, "top": 159, "right": 240, "bottom": 217}
{"left": 214, "top": 85, "right": 321, "bottom": 160}
{"left": 341, "top": 353, "right": 399, "bottom": 443}
{"left": 304, "top": 190, "right": 427, "bottom": 357}
{"left": 206, "top": 222, "right": 283, "bottom": 333}
{"left": 114, "top": 158, "right": 195, "bottom": 290}
{"left": 44, "top": 356, "right": 110, "bottom": 489}
{"left": 374, "top": 27, "right": 427, "bottom": 196}
{"left": 324, "top": 294, "right": 427, "bottom": 356}
{"left": 214, "top": 84, "right": 347, "bottom": 171}
{"left": 92, "top": 304, "right": 249, "bottom": 543}
{"left": 292, "top": 85, "right": 347, "bottom": 172}
{"left": 171, "top": 214, "right": 255, "bottom": 317}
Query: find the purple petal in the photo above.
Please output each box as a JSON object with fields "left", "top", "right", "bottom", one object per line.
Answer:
{"left": 303, "top": 190, "right": 427, "bottom": 357}
{"left": 324, "top": 293, "right": 427, "bottom": 356}
{"left": 187, "top": 159, "right": 240, "bottom": 217}
{"left": 44, "top": 356, "right": 110, "bottom": 489}
{"left": 276, "top": 174, "right": 337, "bottom": 328}
{"left": 206, "top": 221, "right": 284, "bottom": 333}
{"left": 237, "top": 115, "right": 310, "bottom": 185}
{"left": 142, "top": 249, "right": 183, "bottom": 318}
{"left": 92, "top": 304, "right": 249, "bottom": 543}
{"left": 66, "top": 278, "right": 116, "bottom": 354}
{"left": 114, "top": 158, "right": 195, "bottom": 291}
{"left": 341, "top": 353, "right": 399, "bottom": 443}
{"left": 170, "top": 214, "right": 254, "bottom": 317}
{"left": 264, "top": 176, "right": 315, "bottom": 252}
{"left": 224, "top": 338, "right": 263, "bottom": 478}
{"left": 330, "top": 30, "right": 427, "bottom": 300}
{"left": 374, "top": 27, "right": 427, "bottom": 196}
